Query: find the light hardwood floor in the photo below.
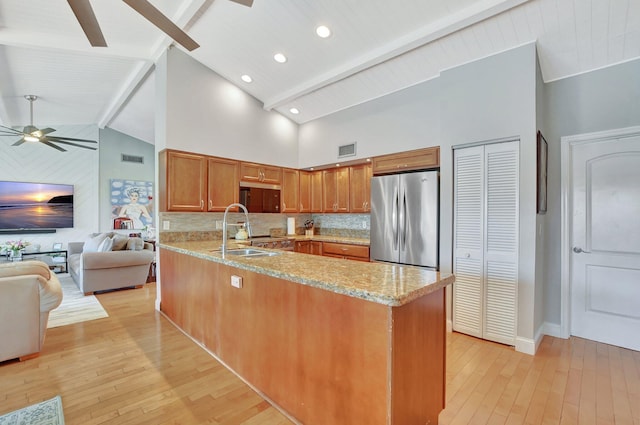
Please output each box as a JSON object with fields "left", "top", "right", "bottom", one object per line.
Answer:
{"left": 0, "top": 282, "right": 638, "bottom": 424}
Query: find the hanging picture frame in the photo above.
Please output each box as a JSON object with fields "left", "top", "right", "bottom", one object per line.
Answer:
{"left": 537, "top": 131, "right": 548, "bottom": 214}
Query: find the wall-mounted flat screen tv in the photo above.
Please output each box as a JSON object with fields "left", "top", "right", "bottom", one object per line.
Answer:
{"left": 0, "top": 181, "right": 74, "bottom": 230}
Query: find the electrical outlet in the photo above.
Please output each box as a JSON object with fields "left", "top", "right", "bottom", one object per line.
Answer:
{"left": 215, "top": 220, "right": 223, "bottom": 230}
{"left": 362, "top": 221, "right": 367, "bottom": 229}
{"left": 163, "top": 220, "right": 170, "bottom": 230}
{"left": 231, "top": 275, "right": 243, "bottom": 288}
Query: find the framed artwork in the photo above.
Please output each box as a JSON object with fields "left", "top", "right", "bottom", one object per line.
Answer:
{"left": 537, "top": 131, "right": 548, "bottom": 214}
{"left": 110, "top": 179, "right": 154, "bottom": 229}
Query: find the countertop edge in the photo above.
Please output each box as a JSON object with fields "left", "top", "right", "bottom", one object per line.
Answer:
{"left": 158, "top": 242, "right": 454, "bottom": 307}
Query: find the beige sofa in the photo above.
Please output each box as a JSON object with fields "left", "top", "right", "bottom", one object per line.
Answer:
{"left": 0, "top": 261, "right": 63, "bottom": 362}
{"left": 68, "top": 235, "right": 155, "bottom": 295}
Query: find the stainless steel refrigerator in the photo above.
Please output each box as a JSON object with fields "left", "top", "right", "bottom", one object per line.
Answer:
{"left": 370, "top": 170, "right": 439, "bottom": 269}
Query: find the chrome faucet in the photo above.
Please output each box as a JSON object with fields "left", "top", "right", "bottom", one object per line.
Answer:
{"left": 221, "top": 203, "right": 252, "bottom": 257}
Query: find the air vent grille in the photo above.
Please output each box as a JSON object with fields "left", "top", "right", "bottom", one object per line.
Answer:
{"left": 121, "top": 154, "right": 144, "bottom": 164}
{"left": 338, "top": 142, "right": 357, "bottom": 158}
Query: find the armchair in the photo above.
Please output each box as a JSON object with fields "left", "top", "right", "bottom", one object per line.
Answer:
{"left": 0, "top": 261, "right": 63, "bottom": 362}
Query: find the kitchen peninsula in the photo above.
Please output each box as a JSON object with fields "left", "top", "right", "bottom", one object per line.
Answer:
{"left": 159, "top": 241, "right": 455, "bottom": 424}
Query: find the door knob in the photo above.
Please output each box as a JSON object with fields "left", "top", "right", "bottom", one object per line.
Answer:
{"left": 573, "top": 247, "right": 591, "bottom": 253}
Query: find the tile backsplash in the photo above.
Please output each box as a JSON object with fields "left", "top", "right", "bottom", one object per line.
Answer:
{"left": 158, "top": 212, "right": 370, "bottom": 242}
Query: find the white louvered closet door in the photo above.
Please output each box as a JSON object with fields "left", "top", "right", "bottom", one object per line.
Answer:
{"left": 453, "top": 141, "right": 519, "bottom": 346}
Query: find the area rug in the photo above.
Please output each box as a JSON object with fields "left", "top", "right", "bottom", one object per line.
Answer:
{"left": 47, "top": 275, "right": 108, "bottom": 328}
{"left": 0, "top": 395, "right": 65, "bottom": 425}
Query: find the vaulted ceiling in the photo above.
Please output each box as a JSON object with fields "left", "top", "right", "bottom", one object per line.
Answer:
{"left": 1, "top": 0, "right": 638, "bottom": 145}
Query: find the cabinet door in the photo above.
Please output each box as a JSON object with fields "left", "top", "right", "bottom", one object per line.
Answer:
{"left": 372, "top": 147, "right": 439, "bottom": 175}
{"left": 294, "top": 241, "right": 311, "bottom": 254}
{"left": 240, "top": 162, "right": 282, "bottom": 185}
{"left": 335, "top": 168, "right": 350, "bottom": 212}
{"left": 310, "top": 171, "right": 323, "bottom": 213}
{"left": 322, "top": 168, "right": 350, "bottom": 212}
{"left": 349, "top": 164, "right": 372, "bottom": 213}
{"left": 299, "top": 171, "right": 311, "bottom": 213}
{"left": 208, "top": 157, "right": 239, "bottom": 211}
{"left": 281, "top": 168, "right": 300, "bottom": 213}
{"left": 310, "top": 241, "right": 323, "bottom": 255}
{"left": 164, "top": 151, "right": 207, "bottom": 211}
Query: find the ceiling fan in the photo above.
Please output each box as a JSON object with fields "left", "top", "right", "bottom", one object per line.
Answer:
{"left": 0, "top": 95, "right": 98, "bottom": 152}
{"left": 67, "top": 0, "right": 254, "bottom": 52}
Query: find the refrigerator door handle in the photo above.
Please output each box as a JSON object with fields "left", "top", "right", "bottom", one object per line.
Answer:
{"left": 392, "top": 187, "right": 399, "bottom": 250}
{"left": 400, "top": 191, "right": 407, "bottom": 250}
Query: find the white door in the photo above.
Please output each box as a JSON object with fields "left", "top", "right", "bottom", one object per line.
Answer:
{"left": 453, "top": 141, "right": 519, "bottom": 346}
{"left": 570, "top": 134, "right": 640, "bottom": 351}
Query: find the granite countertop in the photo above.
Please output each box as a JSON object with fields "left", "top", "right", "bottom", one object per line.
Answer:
{"left": 158, "top": 240, "right": 454, "bottom": 307}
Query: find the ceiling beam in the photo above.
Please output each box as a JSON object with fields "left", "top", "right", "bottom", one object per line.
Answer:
{"left": 97, "top": 0, "right": 208, "bottom": 129}
{"left": 263, "top": 0, "right": 532, "bottom": 111}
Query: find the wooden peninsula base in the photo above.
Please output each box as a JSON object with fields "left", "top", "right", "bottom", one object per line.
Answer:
{"left": 160, "top": 248, "right": 446, "bottom": 424}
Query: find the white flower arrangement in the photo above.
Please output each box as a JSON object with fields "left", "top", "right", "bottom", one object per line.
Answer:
{"left": 3, "top": 239, "right": 30, "bottom": 254}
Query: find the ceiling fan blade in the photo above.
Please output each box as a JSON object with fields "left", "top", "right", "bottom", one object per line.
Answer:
{"left": 41, "top": 141, "right": 68, "bottom": 152}
{"left": 48, "top": 139, "right": 97, "bottom": 151}
{"left": 228, "top": 0, "right": 254, "bottom": 6}
{"left": 123, "top": 0, "right": 200, "bottom": 51}
{"left": 47, "top": 136, "right": 97, "bottom": 144}
{"left": 67, "top": 0, "right": 108, "bottom": 47}
{"left": 0, "top": 125, "right": 23, "bottom": 135}
{"left": 12, "top": 139, "right": 27, "bottom": 146}
{"left": 39, "top": 127, "right": 57, "bottom": 135}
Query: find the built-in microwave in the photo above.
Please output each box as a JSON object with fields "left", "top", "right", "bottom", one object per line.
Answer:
{"left": 239, "top": 184, "right": 280, "bottom": 213}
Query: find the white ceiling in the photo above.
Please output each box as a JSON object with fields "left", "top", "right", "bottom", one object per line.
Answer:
{"left": 0, "top": 0, "right": 639, "bottom": 145}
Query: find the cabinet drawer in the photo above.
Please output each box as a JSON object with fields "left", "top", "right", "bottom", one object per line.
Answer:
{"left": 322, "top": 242, "right": 369, "bottom": 259}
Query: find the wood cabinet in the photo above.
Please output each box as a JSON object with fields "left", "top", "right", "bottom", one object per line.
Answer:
{"left": 300, "top": 170, "right": 323, "bottom": 213}
{"left": 240, "top": 162, "right": 282, "bottom": 185}
{"left": 294, "top": 240, "right": 323, "bottom": 255}
{"left": 372, "top": 146, "right": 440, "bottom": 175}
{"left": 322, "top": 242, "right": 370, "bottom": 262}
{"left": 159, "top": 150, "right": 207, "bottom": 211}
{"left": 349, "top": 164, "right": 372, "bottom": 213}
{"left": 322, "top": 168, "right": 349, "bottom": 212}
{"left": 207, "top": 157, "right": 239, "bottom": 211}
{"left": 281, "top": 168, "right": 299, "bottom": 213}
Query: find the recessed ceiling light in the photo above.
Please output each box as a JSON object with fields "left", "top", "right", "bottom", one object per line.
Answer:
{"left": 310, "top": 167, "right": 314, "bottom": 171}
{"left": 316, "top": 25, "right": 331, "bottom": 38}
{"left": 274, "top": 53, "right": 287, "bottom": 63}
{"left": 289, "top": 108, "right": 299, "bottom": 114}
{"left": 241, "top": 74, "right": 253, "bottom": 83}
{"left": 366, "top": 158, "right": 371, "bottom": 162}
{"left": 335, "top": 163, "right": 340, "bottom": 167}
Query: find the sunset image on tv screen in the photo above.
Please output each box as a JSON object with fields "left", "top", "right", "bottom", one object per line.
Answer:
{"left": 0, "top": 181, "right": 74, "bottom": 229}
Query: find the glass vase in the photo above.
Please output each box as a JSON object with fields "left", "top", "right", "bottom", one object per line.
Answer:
{"left": 10, "top": 250, "right": 23, "bottom": 261}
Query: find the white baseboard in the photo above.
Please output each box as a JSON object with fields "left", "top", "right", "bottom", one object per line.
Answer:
{"left": 515, "top": 324, "right": 545, "bottom": 355}
{"left": 543, "top": 322, "right": 567, "bottom": 339}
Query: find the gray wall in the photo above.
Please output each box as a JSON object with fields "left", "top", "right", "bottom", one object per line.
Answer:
{"left": 99, "top": 127, "right": 155, "bottom": 232}
{"left": 299, "top": 43, "right": 540, "bottom": 350}
{"left": 156, "top": 48, "right": 299, "bottom": 168}
{"left": 542, "top": 57, "right": 640, "bottom": 326}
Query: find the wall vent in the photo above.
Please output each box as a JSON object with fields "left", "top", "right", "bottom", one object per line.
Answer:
{"left": 121, "top": 154, "right": 144, "bottom": 164}
{"left": 338, "top": 142, "right": 357, "bottom": 158}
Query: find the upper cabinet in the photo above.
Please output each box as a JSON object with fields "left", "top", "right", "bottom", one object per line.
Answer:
{"left": 372, "top": 147, "right": 439, "bottom": 175}
{"left": 207, "top": 157, "right": 239, "bottom": 211}
{"left": 281, "top": 168, "right": 300, "bottom": 213}
{"left": 299, "top": 170, "right": 323, "bottom": 213}
{"left": 159, "top": 150, "right": 207, "bottom": 212}
{"left": 240, "top": 162, "right": 282, "bottom": 185}
{"left": 323, "top": 168, "right": 349, "bottom": 213}
{"left": 349, "top": 164, "right": 372, "bottom": 213}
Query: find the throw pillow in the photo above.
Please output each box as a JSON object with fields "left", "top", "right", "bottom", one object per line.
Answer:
{"left": 126, "top": 237, "right": 144, "bottom": 251}
{"left": 110, "top": 234, "right": 129, "bottom": 251}
{"left": 83, "top": 233, "right": 108, "bottom": 253}
{"left": 98, "top": 237, "right": 114, "bottom": 252}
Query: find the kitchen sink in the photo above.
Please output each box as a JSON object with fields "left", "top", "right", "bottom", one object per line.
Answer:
{"left": 223, "top": 248, "right": 281, "bottom": 257}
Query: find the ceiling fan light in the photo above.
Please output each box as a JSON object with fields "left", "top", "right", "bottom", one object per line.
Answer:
{"left": 24, "top": 135, "right": 40, "bottom": 143}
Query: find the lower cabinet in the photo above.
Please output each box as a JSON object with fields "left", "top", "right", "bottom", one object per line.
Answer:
{"left": 294, "top": 240, "right": 323, "bottom": 255}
